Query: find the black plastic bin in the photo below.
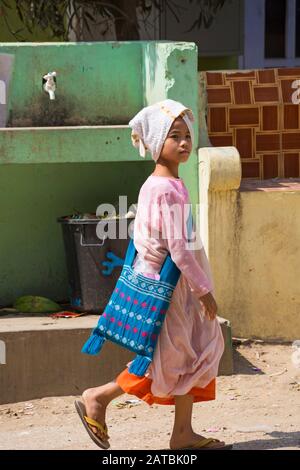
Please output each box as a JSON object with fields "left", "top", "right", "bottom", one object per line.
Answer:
{"left": 57, "top": 215, "right": 134, "bottom": 313}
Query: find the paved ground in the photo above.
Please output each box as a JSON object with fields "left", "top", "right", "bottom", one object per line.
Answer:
{"left": 0, "top": 342, "right": 299, "bottom": 450}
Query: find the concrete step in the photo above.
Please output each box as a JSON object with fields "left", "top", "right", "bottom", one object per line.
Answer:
{"left": 0, "top": 315, "right": 233, "bottom": 405}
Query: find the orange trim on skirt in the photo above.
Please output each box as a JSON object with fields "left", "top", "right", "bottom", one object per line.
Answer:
{"left": 116, "top": 368, "right": 216, "bottom": 406}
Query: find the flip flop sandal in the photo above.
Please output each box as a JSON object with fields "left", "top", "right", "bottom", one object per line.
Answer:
{"left": 179, "top": 437, "right": 233, "bottom": 450}
{"left": 74, "top": 399, "right": 110, "bottom": 450}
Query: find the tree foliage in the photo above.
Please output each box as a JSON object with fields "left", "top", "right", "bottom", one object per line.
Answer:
{"left": 0, "top": 0, "right": 228, "bottom": 41}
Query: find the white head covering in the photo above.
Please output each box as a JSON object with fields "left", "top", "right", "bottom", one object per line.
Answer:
{"left": 128, "top": 99, "right": 195, "bottom": 162}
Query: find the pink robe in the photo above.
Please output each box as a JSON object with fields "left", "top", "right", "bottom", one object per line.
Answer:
{"left": 125, "top": 174, "right": 224, "bottom": 398}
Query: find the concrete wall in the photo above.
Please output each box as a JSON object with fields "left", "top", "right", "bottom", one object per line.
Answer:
{"left": 0, "top": 315, "right": 233, "bottom": 405}
{"left": 0, "top": 161, "right": 152, "bottom": 306}
{"left": 0, "top": 316, "right": 135, "bottom": 404}
{"left": 198, "top": 146, "right": 300, "bottom": 341}
{"left": 143, "top": 42, "right": 199, "bottom": 209}
{"left": 0, "top": 42, "right": 143, "bottom": 126}
{"left": 0, "top": 41, "right": 199, "bottom": 307}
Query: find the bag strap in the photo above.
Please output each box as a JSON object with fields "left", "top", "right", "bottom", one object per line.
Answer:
{"left": 123, "top": 237, "right": 137, "bottom": 267}
{"left": 124, "top": 238, "right": 180, "bottom": 284}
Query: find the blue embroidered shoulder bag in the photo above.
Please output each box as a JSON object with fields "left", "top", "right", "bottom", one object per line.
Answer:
{"left": 82, "top": 237, "right": 181, "bottom": 376}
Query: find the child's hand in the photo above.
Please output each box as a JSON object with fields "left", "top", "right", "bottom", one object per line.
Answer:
{"left": 199, "top": 292, "right": 218, "bottom": 320}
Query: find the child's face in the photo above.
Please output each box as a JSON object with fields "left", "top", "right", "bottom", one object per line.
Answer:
{"left": 158, "top": 117, "right": 192, "bottom": 163}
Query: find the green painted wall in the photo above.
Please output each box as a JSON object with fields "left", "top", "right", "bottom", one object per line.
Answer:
{"left": 0, "top": 161, "right": 153, "bottom": 306}
{"left": 142, "top": 42, "right": 199, "bottom": 217}
{"left": 0, "top": 42, "right": 143, "bottom": 126}
{"left": 0, "top": 41, "right": 199, "bottom": 306}
{"left": 0, "top": 127, "right": 136, "bottom": 164}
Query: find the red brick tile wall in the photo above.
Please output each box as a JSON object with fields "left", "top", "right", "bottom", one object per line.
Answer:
{"left": 202, "top": 68, "right": 300, "bottom": 179}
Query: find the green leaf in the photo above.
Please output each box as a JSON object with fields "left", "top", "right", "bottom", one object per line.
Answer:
{"left": 1, "top": 0, "right": 12, "bottom": 9}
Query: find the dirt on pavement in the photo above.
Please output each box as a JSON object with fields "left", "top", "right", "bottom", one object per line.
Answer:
{"left": 0, "top": 342, "right": 299, "bottom": 450}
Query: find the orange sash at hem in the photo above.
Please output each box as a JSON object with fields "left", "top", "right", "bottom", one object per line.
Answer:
{"left": 116, "top": 368, "right": 216, "bottom": 406}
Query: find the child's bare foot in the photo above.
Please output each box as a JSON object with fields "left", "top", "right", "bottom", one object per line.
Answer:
{"left": 81, "top": 387, "right": 109, "bottom": 441}
{"left": 170, "top": 431, "right": 226, "bottom": 450}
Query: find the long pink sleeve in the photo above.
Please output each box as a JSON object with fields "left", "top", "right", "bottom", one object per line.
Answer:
{"left": 158, "top": 190, "right": 213, "bottom": 297}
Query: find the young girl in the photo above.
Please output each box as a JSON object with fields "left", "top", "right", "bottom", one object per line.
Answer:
{"left": 75, "top": 99, "right": 231, "bottom": 450}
